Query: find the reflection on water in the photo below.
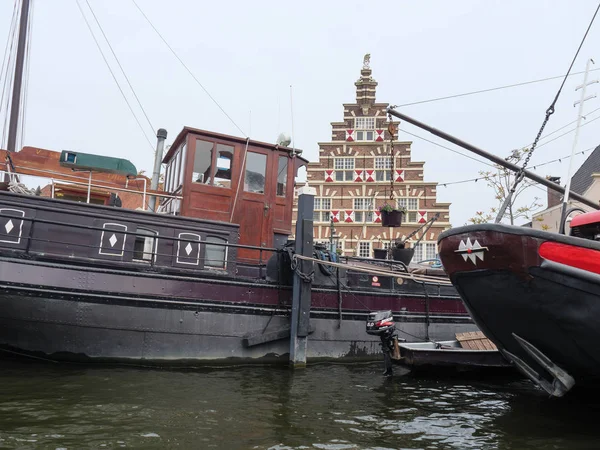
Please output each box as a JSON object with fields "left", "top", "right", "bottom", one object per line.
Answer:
{"left": 0, "top": 359, "right": 599, "bottom": 449}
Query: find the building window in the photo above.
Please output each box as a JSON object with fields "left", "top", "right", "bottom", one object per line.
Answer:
{"left": 426, "top": 243, "right": 437, "bottom": 260}
{"left": 133, "top": 228, "right": 157, "bottom": 263}
{"left": 374, "top": 156, "right": 393, "bottom": 181}
{"left": 193, "top": 139, "right": 214, "bottom": 184}
{"left": 314, "top": 198, "right": 331, "bottom": 222}
{"left": 353, "top": 198, "right": 373, "bottom": 223}
{"left": 355, "top": 117, "right": 375, "bottom": 141}
{"left": 205, "top": 236, "right": 227, "bottom": 269}
{"left": 276, "top": 156, "right": 288, "bottom": 196}
{"left": 398, "top": 198, "right": 419, "bottom": 223}
{"left": 245, "top": 152, "right": 267, "bottom": 194}
{"left": 334, "top": 158, "right": 354, "bottom": 181}
{"left": 214, "top": 144, "right": 234, "bottom": 188}
{"left": 374, "top": 156, "right": 391, "bottom": 169}
{"left": 355, "top": 117, "right": 375, "bottom": 129}
{"left": 358, "top": 241, "right": 371, "bottom": 258}
{"left": 413, "top": 242, "right": 437, "bottom": 262}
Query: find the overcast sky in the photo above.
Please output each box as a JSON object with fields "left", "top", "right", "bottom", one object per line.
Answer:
{"left": 1, "top": 0, "right": 599, "bottom": 226}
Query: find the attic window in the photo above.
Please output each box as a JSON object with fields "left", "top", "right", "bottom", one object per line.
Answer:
{"left": 65, "top": 152, "right": 77, "bottom": 164}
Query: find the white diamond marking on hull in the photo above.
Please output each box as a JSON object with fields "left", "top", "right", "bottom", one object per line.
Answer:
{"left": 109, "top": 233, "right": 118, "bottom": 247}
{"left": 4, "top": 219, "right": 13, "bottom": 234}
{"left": 455, "top": 237, "right": 488, "bottom": 265}
{"left": 185, "top": 242, "right": 193, "bottom": 255}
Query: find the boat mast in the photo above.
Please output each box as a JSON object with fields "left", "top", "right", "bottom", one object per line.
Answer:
{"left": 6, "top": 0, "right": 31, "bottom": 153}
{"left": 386, "top": 107, "right": 600, "bottom": 211}
{"left": 559, "top": 59, "right": 598, "bottom": 232}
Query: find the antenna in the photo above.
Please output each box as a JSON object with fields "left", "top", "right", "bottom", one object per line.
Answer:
{"left": 290, "top": 85, "right": 295, "bottom": 153}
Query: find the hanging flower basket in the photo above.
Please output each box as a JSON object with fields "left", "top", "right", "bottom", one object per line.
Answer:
{"left": 380, "top": 209, "right": 404, "bottom": 227}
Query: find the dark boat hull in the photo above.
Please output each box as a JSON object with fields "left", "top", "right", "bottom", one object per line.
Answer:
{"left": 396, "top": 341, "right": 512, "bottom": 372}
{"left": 0, "top": 256, "right": 475, "bottom": 365}
{"left": 438, "top": 224, "right": 600, "bottom": 395}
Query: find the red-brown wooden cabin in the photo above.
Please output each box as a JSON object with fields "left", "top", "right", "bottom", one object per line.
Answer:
{"left": 160, "top": 127, "right": 307, "bottom": 263}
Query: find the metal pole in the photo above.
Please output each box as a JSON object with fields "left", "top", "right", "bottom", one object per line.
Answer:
{"left": 559, "top": 59, "right": 598, "bottom": 233}
{"left": 7, "top": 0, "right": 31, "bottom": 153}
{"left": 386, "top": 107, "right": 600, "bottom": 211}
{"left": 87, "top": 171, "right": 92, "bottom": 203}
{"left": 149, "top": 128, "right": 168, "bottom": 212}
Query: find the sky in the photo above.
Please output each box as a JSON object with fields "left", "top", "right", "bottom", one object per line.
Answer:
{"left": 0, "top": 0, "right": 599, "bottom": 226}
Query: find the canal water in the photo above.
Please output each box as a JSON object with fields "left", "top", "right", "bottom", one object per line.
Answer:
{"left": 0, "top": 359, "right": 599, "bottom": 449}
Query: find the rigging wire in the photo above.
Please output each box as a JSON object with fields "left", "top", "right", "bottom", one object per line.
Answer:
{"left": 75, "top": 0, "right": 155, "bottom": 151}
{"left": 438, "top": 146, "right": 596, "bottom": 187}
{"left": 0, "top": 1, "right": 19, "bottom": 147}
{"left": 84, "top": 0, "right": 155, "bottom": 135}
{"left": 131, "top": 0, "right": 247, "bottom": 137}
{"left": 393, "top": 68, "right": 600, "bottom": 108}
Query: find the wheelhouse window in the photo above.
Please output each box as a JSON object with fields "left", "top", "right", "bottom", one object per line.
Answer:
{"left": 205, "top": 236, "right": 227, "bottom": 269}
{"left": 245, "top": 152, "right": 267, "bottom": 194}
{"left": 277, "top": 156, "right": 288, "bottom": 196}
{"left": 133, "top": 228, "right": 157, "bottom": 263}
{"left": 193, "top": 139, "right": 214, "bottom": 185}
{"left": 214, "top": 144, "right": 234, "bottom": 188}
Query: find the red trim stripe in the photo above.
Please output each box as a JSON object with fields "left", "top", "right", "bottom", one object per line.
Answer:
{"left": 539, "top": 241, "right": 600, "bottom": 274}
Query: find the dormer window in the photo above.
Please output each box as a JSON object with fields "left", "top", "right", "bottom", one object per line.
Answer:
{"left": 355, "top": 117, "right": 375, "bottom": 141}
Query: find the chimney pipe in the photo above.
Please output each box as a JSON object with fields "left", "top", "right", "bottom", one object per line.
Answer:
{"left": 149, "top": 128, "right": 168, "bottom": 212}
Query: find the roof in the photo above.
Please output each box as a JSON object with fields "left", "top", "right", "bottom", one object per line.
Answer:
{"left": 570, "top": 144, "right": 600, "bottom": 195}
{"left": 164, "top": 126, "right": 309, "bottom": 165}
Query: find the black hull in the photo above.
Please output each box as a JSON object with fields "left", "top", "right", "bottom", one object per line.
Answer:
{"left": 0, "top": 257, "right": 474, "bottom": 366}
{"left": 439, "top": 224, "right": 600, "bottom": 396}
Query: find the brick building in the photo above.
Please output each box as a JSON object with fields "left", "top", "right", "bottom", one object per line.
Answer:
{"left": 293, "top": 56, "right": 451, "bottom": 261}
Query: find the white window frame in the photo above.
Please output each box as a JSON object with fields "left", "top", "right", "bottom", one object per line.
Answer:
{"left": 358, "top": 241, "right": 371, "bottom": 258}
{"left": 355, "top": 117, "right": 375, "bottom": 130}
{"left": 397, "top": 198, "right": 419, "bottom": 223}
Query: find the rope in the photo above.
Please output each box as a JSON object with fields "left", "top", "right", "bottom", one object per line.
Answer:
{"left": 291, "top": 254, "right": 452, "bottom": 286}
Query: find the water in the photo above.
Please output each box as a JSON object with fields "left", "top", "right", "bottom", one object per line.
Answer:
{"left": 0, "top": 359, "right": 599, "bottom": 449}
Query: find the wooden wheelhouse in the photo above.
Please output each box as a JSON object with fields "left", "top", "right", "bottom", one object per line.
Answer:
{"left": 160, "top": 128, "right": 307, "bottom": 262}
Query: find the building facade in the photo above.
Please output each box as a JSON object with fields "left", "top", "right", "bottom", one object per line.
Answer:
{"left": 293, "top": 57, "right": 451, "bottom": 261}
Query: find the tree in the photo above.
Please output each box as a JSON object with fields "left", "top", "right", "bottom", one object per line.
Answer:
{"left": 467, "top": 148, "right": 543, "bottom": 225}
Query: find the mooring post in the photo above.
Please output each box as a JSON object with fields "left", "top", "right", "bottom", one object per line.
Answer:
{"left": 290, "top": 183, "right": 315, "bottom": 368}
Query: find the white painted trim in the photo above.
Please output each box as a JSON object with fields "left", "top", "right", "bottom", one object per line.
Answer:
{"left": 177, "top": 232, "right": 202, "bottom": 266}
{"left": 99, "top": 223, "right": 128, "bottom": 257}
{"left": 0, "top": 208, "right": 24, "bottom": 244}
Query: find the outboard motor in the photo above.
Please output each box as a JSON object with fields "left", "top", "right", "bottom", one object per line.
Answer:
{"left": 366, "top": 310, "right": 403, "bottom": 375}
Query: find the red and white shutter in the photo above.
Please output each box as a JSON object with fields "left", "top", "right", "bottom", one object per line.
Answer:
{"left": 375, "top": 130, "right": 385, "bottom": 141}
{"left": 373, "top": 211, "right": 382, "bottom": 223}
{"left": 395, "top": 170, "right": 405, "bottom": 182}
{"left": 345, "top": 130, "right": 355, "bottom": 142}
{"left": 331, "top": 211, "right": 340, "bottom": 223}
{"left": 354, "top": 170, "right": 364, "bottom": 182}
{"left": 345, "top": 210, "right": 355, "bottom": 223}
{"left": 324, "top": 170, "right": 334, "bottom": 182}
{"left": 417, "top": 211, "right": 427, "bottom": 224}
{"left": 364, "top": 169, "right": 374, "bottom": 182}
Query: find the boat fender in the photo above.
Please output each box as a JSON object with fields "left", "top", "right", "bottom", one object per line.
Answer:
{"left": 315, "top": 250, "right": 335, "bottom": 276}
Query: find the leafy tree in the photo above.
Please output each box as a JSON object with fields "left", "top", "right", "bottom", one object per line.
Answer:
{"left": 467, "top": 148, "right": 542, "bottom": 225}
